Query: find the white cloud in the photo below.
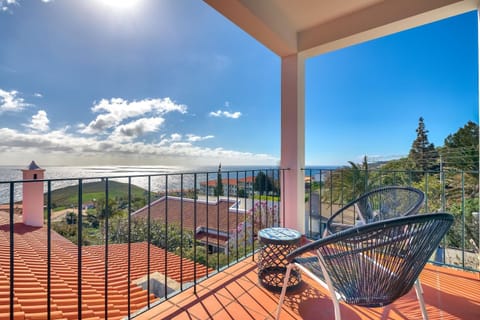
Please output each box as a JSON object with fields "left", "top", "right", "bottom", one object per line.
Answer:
{"left": 110, "top": 117, "right": 164, "bottom": 141}
{"left": 23, "top": 110, "right": 50, "bottom": 132}
{"left": 209, "top": 110, "right": 241, "bottom": 119}
{"left": 0, "top": 94, "right": 276, "bottom": 166}
{"left": 0, "top": 89, "right": 30, "bottom": 113}
{"left": 81, "top": 97, "right": 187, "bottom": 134}
{"left": 170, "top": 133, "right": 182, "bottom": 141}
{"left": 0, "top": 127, "right": 277, "bottom": 166}
{"left": 34, "top": 92, "right": 43, "bottom": 98}
{"left": 1, "top": 0, "right": 51, "bottom": 12}
{"left": 159, "top": 133, "right": 214, "bottom": 145}
{"left": 186, "top": 134, "right": 214, "bottom": 142}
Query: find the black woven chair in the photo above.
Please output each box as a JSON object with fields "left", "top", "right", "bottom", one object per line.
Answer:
{"left": 275, "top": 213, "right": 453, "bottom": 320}
{"left": 325, "top": 186, "right": 424, "bottom": 235}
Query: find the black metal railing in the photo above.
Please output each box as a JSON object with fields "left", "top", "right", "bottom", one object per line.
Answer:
{"left": 0, "top": 168, "right": 284, "bottom": 319}
{"left": 1, "top": 166, "right": 478, "bottom": 319}
{"left": 304, "top": 167, "right": 480, "bottom": 272}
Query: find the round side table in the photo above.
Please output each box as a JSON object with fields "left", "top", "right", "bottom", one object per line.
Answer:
{"left": 257, "top": 227, "right": 302, "bottom": 292}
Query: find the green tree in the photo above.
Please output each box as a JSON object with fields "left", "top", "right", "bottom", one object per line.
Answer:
{"left": 214, "top": 164, "right": 224, "bottom": 196}
{"left": 95, "top": 198, "right": 122, "bottom": 220}
{"left": 237, "top": 188, "right": 247, "bottom": 198}
{"left": 254, "top": 171, "right": 274, "bottom": 195}
{"left": 409, "top": 117, "right": 439, "bottom": 175}
{"left": 322, "top": 156, "right": 371, "bottom": 204}
{"left": 107, "top": 217, "right": 194, "bottom": 253}
{"left": 442, "top": 120, "right": 479, "bottom": 172}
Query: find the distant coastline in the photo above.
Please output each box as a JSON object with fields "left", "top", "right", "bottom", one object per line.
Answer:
{"left": 0, "top": 164, "right": 340, "bottom": 205}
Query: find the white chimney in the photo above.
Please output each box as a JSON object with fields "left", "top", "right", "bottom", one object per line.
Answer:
{"left": 22, "top": 161, "right": 45, "bottom": 227}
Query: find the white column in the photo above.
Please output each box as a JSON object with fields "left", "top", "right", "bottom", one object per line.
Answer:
{"left": 280, "top": 54, "right": 305, "bottom": 233}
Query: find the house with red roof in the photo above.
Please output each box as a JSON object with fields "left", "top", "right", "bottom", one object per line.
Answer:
{"left": 131, "top": 196, "right": 248, "bottom": 254}
{"left": 199, "top": 176, "right": 255, "bottom": 196}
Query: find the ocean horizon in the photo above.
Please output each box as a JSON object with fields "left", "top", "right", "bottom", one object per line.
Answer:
{"left": 0, "top": 164, "right": 338, "bottom": 204}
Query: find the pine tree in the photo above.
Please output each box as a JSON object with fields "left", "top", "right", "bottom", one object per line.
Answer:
{"left": 214, "top": 163, "right": 224, "bottom": 196}
{"left": 409, "top": 117, "right": 439, "bottom": 173}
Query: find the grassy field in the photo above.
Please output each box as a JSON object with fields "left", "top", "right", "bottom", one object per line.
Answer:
{"left": 45, "top": 180, "right": 151, "bottom": 210}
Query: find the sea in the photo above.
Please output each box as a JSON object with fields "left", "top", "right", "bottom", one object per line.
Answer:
{"left": 0, "top": 164, "right": 288, "bottom": 204}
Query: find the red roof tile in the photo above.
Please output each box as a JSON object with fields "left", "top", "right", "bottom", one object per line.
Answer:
{"left": 200, "top": 176, "right": 254, "bottom": 187}
{"left": 0, "top": 211, "right": 211, "bottom": 319}
{"left": 133, "top": 197, "right": 246, "bottom": 234}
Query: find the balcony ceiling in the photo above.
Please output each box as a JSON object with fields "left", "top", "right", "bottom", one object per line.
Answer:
{"left": 204, "top": 0, "right": 477, "bottom": 57}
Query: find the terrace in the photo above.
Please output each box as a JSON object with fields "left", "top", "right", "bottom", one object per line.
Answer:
{"left": 1, "top": 166, "right": 479, "bottom": 319}
{"left": 1, "top": 0, "right": 479, "bottom": 319}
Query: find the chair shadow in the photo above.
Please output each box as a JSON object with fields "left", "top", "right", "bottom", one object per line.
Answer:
{"left": 278, "top": 282, "right": 360, "bottom": 320}
{"left": 277, "top": 270, "right": 480, "bottom": 320}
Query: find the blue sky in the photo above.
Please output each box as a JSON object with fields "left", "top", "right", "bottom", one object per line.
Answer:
{"left": 0, "top": 0, "right": 478, "bottom": 167}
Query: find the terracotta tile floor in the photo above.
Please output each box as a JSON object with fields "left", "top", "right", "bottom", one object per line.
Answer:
{"left": 135, "top": 257, "right": 480, "bottom": 320}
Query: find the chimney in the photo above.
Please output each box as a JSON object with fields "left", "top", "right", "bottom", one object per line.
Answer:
{"left": 22, "top": 161, "right": 45, "bottom": 227}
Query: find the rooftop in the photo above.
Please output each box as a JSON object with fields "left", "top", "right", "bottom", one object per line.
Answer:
{"left": 132, "top": 196, "right": 246, "bottom": 234}
{"left": 0, "top": 211, "right": 211, "bottom": 320}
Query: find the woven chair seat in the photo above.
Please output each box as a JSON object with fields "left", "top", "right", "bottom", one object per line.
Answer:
{"left": 276, "top": 213, "right": 454, "bottom": 320}
{"left": 326, "top": 186, "right": 425, "bottom": 235}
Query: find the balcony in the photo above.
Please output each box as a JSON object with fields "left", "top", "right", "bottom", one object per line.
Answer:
{"left": 135, "top": 258, "right": 480, "bottom": 320}
{"left": 0, "top": 167, "right": 478, "bottom": 319}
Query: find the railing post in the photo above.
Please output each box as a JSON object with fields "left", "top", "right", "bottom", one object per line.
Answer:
{"left": 47, "top": 181, "right": 52, "bottom": 320}
{"left": 9, "top": 182, "right": 14, "bottom": 320}
{"left": 77, "top": 179, "right": 83, "bottom": 320}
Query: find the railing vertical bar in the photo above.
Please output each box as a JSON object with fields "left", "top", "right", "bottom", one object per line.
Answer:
{"left": 307, "top": 169, "right": 312, "bottom": 238}
{"left": 244, "top": 171, "right": 248, "bottom": 256}
{"left": 235, "top": 171, "right": 239, "bottom": 261}
{"left": 260, "top": 169, "right": 264, "bottom": 228}
{"left": 329, "top": 170, "right": 333, "bottom": 218}
{"left": 319, "top": 169, "right": 323, "bottom": 237}
{"left": 205, "top": 173, "right": 209, "bottom": 275}
{"left": 425, "top": 173, "right": 429, "bottom": 212}
{"left": 164, "top": 175, "right": 168, "bottom": 298}
{"left": 266, "top": 169, "right": 272, "bottom": 227}
{"left": 180, "top": 174, "right": 184, "bottom": 290}
{"left": 47, "top": 181, "right": 52, "bottom": 320}
{"left": 77, "top": 180, "right": 83, "bottom": 320}
{"left": 441, "top": 168, "right": 446, "bottom": 211}
{"left": 251, "top": 169, "right": 255, "bottom": 258}
{"left": 272, "top": 169, "right": 275, "bottom": 225}
{"left": 350, "top": 169, "right": 355, "bottom": 222}
{"left": 147, "top": 176, "right": 151, "bottom": 308}
{"left": 104, "top": 178, "right": 109, "bottom": 320}
{"left": 342, "top": 169, "right": 346, "bottom": 223}
{"left": 216, "top": 171, "right": 220, "bottom": 271}
{"left": 461, "top": 171, "right": 465, "bottom": 268}
{"left": 226, "top": 171, "right": 230, "bottom": 266}
{"left": 127, "top": 177, "right": 132, "bottom": 318}
{"left": 193, "top": 173, "right": 197, "bottom": 294}
{"left": 9, "top": 182, "right": 14, "bottom": 320}
{"left": 276, "top": 169, "right": 280, "bottom": 225}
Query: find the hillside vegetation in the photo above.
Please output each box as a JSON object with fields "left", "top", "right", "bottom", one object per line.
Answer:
{"left": 46, "top": 180, "right": 151, "bottom": 210}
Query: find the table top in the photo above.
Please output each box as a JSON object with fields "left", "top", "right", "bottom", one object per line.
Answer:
{"left": 258, "top": 227, "right": 302, "bottom": 245}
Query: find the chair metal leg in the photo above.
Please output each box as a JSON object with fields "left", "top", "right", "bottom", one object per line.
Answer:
{"left": 414, "top": 279, "right": 429, "bottom": 320}
{"left": 275, "top": 264, "right": 293, "bottom": 320}
{"left": 317, "top": 253, "right": 341, "bottom": 320}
